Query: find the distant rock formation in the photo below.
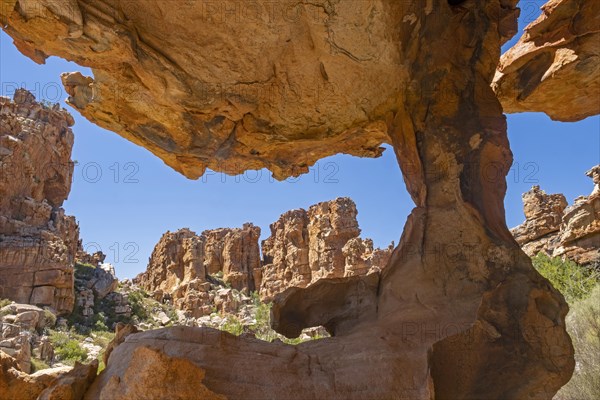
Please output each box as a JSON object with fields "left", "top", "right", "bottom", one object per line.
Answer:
{"left": 512, "top": 165, "right": 600, "bottom": 264}
{"left": 75, "top": 245, "right": 106, "bottom": 267}
{"left": 136, "top": 198, "right": 393, "bottom": 315}
{"left": 494, "top": 0, "right": 600, "bottom": 122}
{"left": 260, "top": 197, "right": 392, "bottom": 300}
{"left": 0, "top": 90, "right": 80, "bottom": 314}
{"left": 74, "top": 262, "right": 119, "bottom": 320}
{"left": 135, "top": 225, "right": 262, "bottom": 318}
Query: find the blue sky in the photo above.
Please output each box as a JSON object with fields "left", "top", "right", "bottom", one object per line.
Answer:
{"left": 1, "top": 4, "right": 598, "bottom": 279}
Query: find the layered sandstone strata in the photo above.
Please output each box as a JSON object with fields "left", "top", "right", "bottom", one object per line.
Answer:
{"left": 260, "top": 198, "right": 392, "bottom": 300}
{"left": 494, "top": 0, "right": 600, "bottom": 121}
{"left": 512, "top": 166, "right": 600, "bottom": 264}
{"left": 0, "top": 89, "right": 79, "bottom": 314}
{"left": 1, "top": 0, "right": 579, "bottom": 398}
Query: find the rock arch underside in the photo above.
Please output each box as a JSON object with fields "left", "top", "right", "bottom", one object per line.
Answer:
{"left": 2, "top": 0, "right": 598, "bottom": 398}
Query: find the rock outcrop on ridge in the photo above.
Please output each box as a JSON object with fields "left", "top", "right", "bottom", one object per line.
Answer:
{"left": 260, "top": 197, "right": 392, "bottom": 300}
{"left": 494, "top": 0, "right": 600, "bottom": 121}
{"left": 136, "top": 198, "right": 392, "bottom": 315}
{"left": 1, "top": 0, "right": 584, "bottom": 398}
{"left": 0, "top": 89, "right": 79, "bottom": 314}
{"left": 135, "top": 225, "right": 262, "bottom": 317}
{"left": 512, "top": 165, "right": 600, "bottom": 265}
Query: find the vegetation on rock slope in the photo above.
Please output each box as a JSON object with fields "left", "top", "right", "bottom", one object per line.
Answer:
{"left": 533, "top": 254, "right": 599, "bottom": 400}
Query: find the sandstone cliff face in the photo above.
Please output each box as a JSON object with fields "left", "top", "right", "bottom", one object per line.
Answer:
{"left": 135, "top": 225, "right": 262, "bottom": 317}
{"left": 2, "top": 0, "right": 580, "bottom": 398}
{"left": 494, "top": 0, "right": 600, "bottom": 121}
{"left": 0, "top": 89, "right": 79, "bottom": 314}
{"left": 139, "top": 199, "right": 390, "bottom": 311}
{"left": 260, "top": 197, "right": 392, "bottom": 300}
{"left": 512, "top": 166, "right": 600, "bottom": 264}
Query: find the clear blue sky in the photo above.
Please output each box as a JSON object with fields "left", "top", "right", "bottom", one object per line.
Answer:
{"left": 1, "top": 4, "right": 598, "bottom": 279}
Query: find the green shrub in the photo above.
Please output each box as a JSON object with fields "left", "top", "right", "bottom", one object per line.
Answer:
{"left": 250, "top": 301, "right": 277, "bottom": 342}
{"left": 49, "top": 330, "right": 88, "bottom": 365}
{"left": 0, "top": 298, "right": 12, "bottom": 309}
{"left": 128, "top": 290, "right": 150, "bottom": 322}
{"left": 556, "top": 285, "right": 600, "bottom": 400}
{"left": 91, "top": 330, "right": 114, "bottom": 349}
{"left": 94, "top": 320, "right": 108, "bottom": 331}
{"left": 42, "top": 310, "right": 57, "bottom": 329}
{"left": 30, "top": 358, "right": 50, "bottom": 372}
{"left": 222, "top": 316, "right": 244, "bottom": 336}
{"left": 532, "top": 253, "right": 599, "bottom": 303}
{"left": 74, "top": 263, "right": 96, "bottom": 280}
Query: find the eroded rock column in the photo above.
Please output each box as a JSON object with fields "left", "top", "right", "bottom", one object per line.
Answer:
{"left": 380, "top": 1, "right": 574, "bottom": 398}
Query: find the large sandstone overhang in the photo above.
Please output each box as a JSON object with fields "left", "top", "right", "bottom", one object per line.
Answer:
{"left": 1, "top": 1, "right": 586, "bottom": 399}
{"left": 0, "top": 0, "right": 413, "bottom": 179}
{"left": 494, "top": 0, "right": 600, "bottom": 122}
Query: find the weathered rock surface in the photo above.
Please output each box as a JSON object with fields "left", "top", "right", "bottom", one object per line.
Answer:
{"left": 512, "top": 165, "right": 600, "bottom": 264}
{"left": 494, "top": 0, "right": 600, "bottom": 121}
{"left": 37, "top": 360, "right": 98, "bottom": 400}
{"left": 0, "top": 0, "right": 401, "bottom": 180}
{"left": 0, "top": 89, "right": 79, "bottom": 314}
{"left": 86, "top": 341, "right": 226, "bottom": 400}
{"left": 135, "top": 225, "right": 261, "bottom": 317}
{"left": 554, "top": 166, "right": 600, "bottom": 264}
{"left": 260, "top": 197, "right": 392, "bottom": 300}
{"left": 512, "top": 185, "right": 568, "bottom": 256}
{"left": 0, "top": 303, "right": 55, "bottom": 373}
{"left": 137, "top": 198, "right": 391, "bottom": 313}
{"left": 0, "top": 349, "right": 85, "bottom": 400}
{"left": 1, "top": 0, "right": 580, "bottom": 398}
{"left": 73, "top": 262, "right": 119, "bottom": 321}
{"left": 203, "top": 224, "right": 262, "bottom": 292}
{"left": 75, "top": 246, "right": 106, "bottom": 267}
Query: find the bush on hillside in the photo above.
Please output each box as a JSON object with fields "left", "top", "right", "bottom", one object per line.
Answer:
{"left": 74, "top": 262, "right": 96, "bottom": 280}
{"left": 49, "top": 330, "right": 88, "bottom": 365}
{"left": 556, "top": 285, "right": 600, "bottom": 400}
{"left": 532, "top": 253, "right": 599, "bottom": 303}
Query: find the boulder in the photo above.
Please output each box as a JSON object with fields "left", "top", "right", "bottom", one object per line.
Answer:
{"left": 0, "top": 349, "right": 79, "bottom": 400}
{"left": 91, "top": 263, "right": 118, "bottom": 299}
{"left": 37, "top": 360, "right": 98, "bottom": 400}
{"left": 87, "top": 344, "right": 225, "bottom": 400}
